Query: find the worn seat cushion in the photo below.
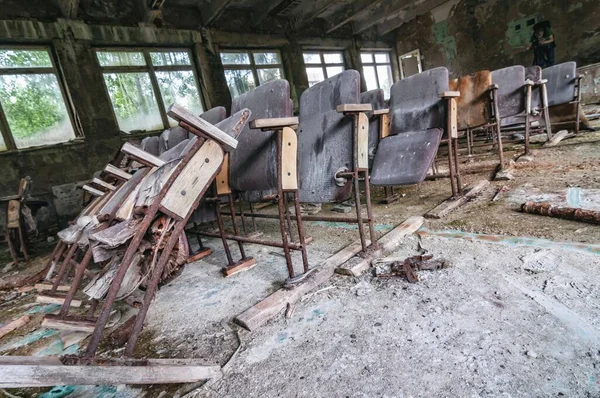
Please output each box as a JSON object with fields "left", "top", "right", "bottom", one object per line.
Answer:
{"left": 544, "top": 62, "right": 577, "bottom": 107}
{"left": 491, "top": 65, "right": 526, "bottom": 120}
{"left": 449, "top": 70, "right": 492, "bottom": 130}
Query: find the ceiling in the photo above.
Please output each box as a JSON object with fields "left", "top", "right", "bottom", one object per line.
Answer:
{"left": 160, "top": 0, "right": 453, "bottom": 37}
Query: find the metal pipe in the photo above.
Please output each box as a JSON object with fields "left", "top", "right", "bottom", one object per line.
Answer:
{"left": 237, "top": 196, "right": 248, "bottom": 235}
{"left": 352, "top": 113, "right": 367, "bottom": 252}
{"left": 292, "top": 190, "right": 310, "bottom": 273}
{"left": 362, "top": 169, "right": 378, "bottom": 247}
{"left": 228, "top": 193, "right": 246, "bottom": 259}
{"left": 216, "top": 198, "right": 235, "bottom": 265}
{"left": 453, "top": 137, "right": 462, "bottom": 195}
{"left": 58, "top": 247, "right": 93, "bottom": 317}
{"left": 491, "top": 87, "right": 505, "bottom": 170}
{"left": 446, "top": 122, "right": 458, "bottom": 197}
{"left": 276, "top": 129, "right": 295, "bottom": 279}
{"left": 219, "top": 211, "right": 372, "bottom": 224}
{"left": 51, "top": 243, "right": 78, "bottom": 292}
{"left": 196, "top": 230, "right": 304, "bottom": 250}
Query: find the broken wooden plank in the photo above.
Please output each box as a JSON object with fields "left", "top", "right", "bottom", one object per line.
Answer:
{"left": 250, "top": 117, "right": 299, "bottom": 130}
{"left": 0, "top": 316, "right": 30, "bottom": 340}
{"left": 168, "top": 103, "right": 238, "bottom": 152}
{"left": 82, "top": 185, "right": 104, "bottom": 197}
{"left": 104, "top": 164, "right": 132, "bottom": 181}
{"left": 35, "top": 283, "right": 70, "bottom": 292}
{"left": 425, "top": 180, "right": 490, "bottom": 219}
{"left": 92, "top": 178, "right": 116, "bottom": 191}
{"left": 235, "top": 239, "right": 368, "bottom": 331}
{"left": 542, "top": 129, "right": 571, "bottom": 147}
{"left": 336, "top": 216, "right": 425, "bottom": 276}
{"left": 0, "top": 356, "right": 222, "bottom": 388}
{"left": 121, "top": 142, "right": 166, "bottom": 168}
{"left": 336, "top": 104, "right": 373, "bottom": 113}
{"left": 41, "top": 315, "right": 95, "bottom": 333}
{"left": 36, "top": 294, "right": 82, "bottom": 308}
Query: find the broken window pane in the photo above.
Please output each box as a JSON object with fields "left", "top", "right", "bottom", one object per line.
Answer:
{"left": 303, "top": 53, "right": 321, "bottom": 64}
{"left": 150, "top": 51, "right": 191, "bottom": 66}
{"left": 363, "top": 66, "right": 378, "bottom": 91}
{"left": 377, "top": 65, "right": 394, "bottom": 99}
{"left": 103, "top": 72, "right": 163, "bottom": 133}
{"left": 375, "top": 52, "right": 390, "bottom": 63}
{"left": 254, "top": 52, "right": 281, "bottom": 65}
{"left": 97, "top": 51, "right": 145, "bottom": 67}
{"left": 360, "top": 53, "right": 373, "bottom": 64}
{"left": 0, "top": 128, "right": 7, "bottom": 152}
{"left": 224, "top": 69, "right": 256, "bottom": 98}
{"left": 326, "top": 66, "right": 344, "bottom": 78}
{"left": 0, "top": 73, "right": 75, "bottom": 149}
{"left": 0, "top": 49, "right": 52, "bottom": 68}
{"left": 306, "top": 67, "right": 325, "bottom": 87}
{"left": 257, "top": 68, "right": 282, "bottom": 84}
{"left": 155, "top": 70, "right": 204, "bottom": 126}
{"left": 220, "top": 52, "right": 251, "bottom": 65}
{"left": 323, "top": 52, "right": 344, "bottom": 64}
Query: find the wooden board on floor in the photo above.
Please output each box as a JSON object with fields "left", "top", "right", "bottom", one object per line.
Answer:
{"left": 0, "top": 356, "right": 222, "bottom": 388}
{"left": 0, "top": 255, "right": 50, "bottom": 290}
{"left": 0, "top": 316, "right": 30, "bottom": 339}
{"left": 36, "top": 294, "right": 82, "bottom": 307}
{"left": 35, "top": 283, "right": 70, "bottom": 292}
{"left": 425, "top": 180, "right": 490, "bottom": 219}
{"left": 235, "top": 239, "right": 369, "bottom": 331}
{"left": 335, "top": 216, "right": 425, "bottom": 277}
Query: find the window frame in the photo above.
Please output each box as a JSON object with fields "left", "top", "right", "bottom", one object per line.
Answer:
{"left": 302, "top": 49, "right": 346, "bottom": 86}
{"left": 94, "top": 47, "right": 205, "bottom": 134}
{"left": 219, "top": 49, "right": 285, "bottom": 98}
{"left": 0, "top": 45, "right": 79, "bottom": 152}
{"left": 360, "top": 49, "right": 394, "bottom": 94}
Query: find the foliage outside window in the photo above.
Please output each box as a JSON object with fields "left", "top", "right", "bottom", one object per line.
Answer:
{"left": 96, "top": 49, "right": 204, "bottom": 133}
{"left": 361, "top": 51, "right": 394, "bottom": 100}
{"left": 302, "top": 51, "right": 345, "bottom": 87}
{"left": 220, "top": 50, "right": 284, "bottom": 98}
{"left": 0, "top": 47, "right": 77, "bottom": 151}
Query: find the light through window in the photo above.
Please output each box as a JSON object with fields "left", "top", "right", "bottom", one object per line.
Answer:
{"left": 361, "top": 51, "right": 394, "bottom": 100}
{"left": 0, "top": 48, "right": 77, "bottom": 151}
{"left": 96, "top": 49, "right": 204, "bottom": 133}
{"left": 302, "top": 51, "right": 345, "bottom": 87}
{"left": 220, "top": 50, "right": 284, "bottom": 98}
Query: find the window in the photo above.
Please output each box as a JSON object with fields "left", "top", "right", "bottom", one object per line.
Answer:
{"left": 220, "top": 50, "right": 284, "bottom": 98}
{"left": 0, "top": 47, "right": 77, "bottom": 151}
{"left": 303, "top": 51, "right": 345, "bottom": 87}
{"left": 361, "top": 51, "right": 394, "bottom": 100}
{"left": 96, "top": 49, "right": 204, "bottom": 133}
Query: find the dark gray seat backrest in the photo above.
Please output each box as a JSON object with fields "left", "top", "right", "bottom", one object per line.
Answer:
{"left": 298, "top": 70, "right": 360, "bottom": 203}
{"left": 159, "top": 127, "right": 189, "bottom": 154}
{"left": 390, "top": 67, "right": 448, "bottom": 135}
{"left": 361, "top": 89, "right": 385, "bottom": 167}
{"left": 491, "top": 65, "right": 526, "bottom": 119}
{"left": 228, "top": 79, "right": 293, "bottom": 192}
{"left": 544, "top": 62, "right": 577, "bottom": 107}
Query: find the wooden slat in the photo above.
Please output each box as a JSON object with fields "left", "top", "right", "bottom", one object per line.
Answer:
{"left": 448, "top": 98, "right": 458, "bottom": 139}
{"left": 104, "top": 164, "right": 132, "bottom": 181}
{"left": 425, "top": 180, "right": 490, "bottom": 219}
{"left": 35, "top": 283, "right": 70, "bottom": 292}
{"left": 235, "top": 238, "right": 369, "bottom": 331}
{"left": 168, "top": 103, "right": 238, "bottom": 152}
{"left": 379, "top": 113, "right": 391, "bottom": 139}
{"left": 280, "top": 127, "right": 298, "bottom": 190}
{"left": 41, "top": 316, "right": 95, "bottom": 333}
{"left": 250, "top": 117, "right": 299, "bottom": 130}
{"left": 357, "top": 112, "right": 369, "bottom": 169}
{"left": 121, "top": 143, "right": 165, "bottom": 168}
{"left": 439, "top": 91, "right": 461, "bottom": 98}
{"left": 215, "top": 154, "right": 231, "bottom": 195}
{"left": 0, "top": 316, "right": 30, "bottom": 339}
{"left": 372, "top": 109, "right": 389, "bottom": 115}
{"left": 336, "top": 104, "right": 373, "bottom": 113}
{"left": 36, "top": 294, "right": 82, "bottom": 308}
{"left": 161, "top": 140, "right": 224, "bottom": 219}
{"left": 92, "top": 178, "right": 116, "bottom": 191}
{"left": 0, "top": 357, "right": 222, "bottom": 388}
{"left": 82, "top": 185, "right": 104, "bottom": 197}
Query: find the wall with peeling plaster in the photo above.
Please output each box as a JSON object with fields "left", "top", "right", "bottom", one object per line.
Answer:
{"left": 395, "top": 0, "right": 600, "bottom": 79}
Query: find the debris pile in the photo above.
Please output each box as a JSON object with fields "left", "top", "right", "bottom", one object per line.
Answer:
{"left": 372, "top": 255, "right": 450, "bottom": 283}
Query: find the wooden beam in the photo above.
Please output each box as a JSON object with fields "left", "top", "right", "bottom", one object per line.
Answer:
{"left": 168, "top": 103, "right": 238, "bottom": 152}
{"left": 250, "top": 117, "right": 299, "bottom": 130}
{"left": 292, "top": 0, "right": 344, "bottom": 30}
{"left": 352, "top": 0, "right": 413, "bottom": 34}
{"left": 324, "top": 0, "right": 386, "bottom": 34}
{"left": 57, "top": 0, "right": 79, "bottom": 19}
{"left": 252, "top": 0, "right": 297, "bottom": 27}
{"left": 336, "top": 104, "right": 373, "bottom": 113}
{"left": 121, "top": 143, "right": 166, "bottom": 168}
{"left": 200, "top": 0, "right": 235, "bottom": 26}
{"left": 0, "top": 316, "right": 30, "bottom": 340}
{"left": 375, "top": 0, "right": 452, "bottom": 36}
{"left": 104, "top": 164, "right": 132, "bottom": 181}
{"left": 0, "top": 357, "right": 222, "bottom": 388}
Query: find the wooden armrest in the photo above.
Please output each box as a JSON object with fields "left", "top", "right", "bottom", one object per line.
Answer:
{"left": 524, "top": 79, "right": 535, "bottom": 86}
{"left": 577, "top": 74, "right": 584, "bottom": 80}
{"left": 439, "top": 91, "right": 460, "bottom": 98}
{"left": 372, "top": 109, "right": 390, "bottom": 115}
{"left": 488, "top": 84, "right": 499, "bottom": 90}
{"left": 121, "top": 143, "right": 165, "bottom": 168}
{"left": 92, "top": 178, "right": 117, "bottom": 191}
{"left": 104, "top": 164, "right": 132, "bottom": 181}
{"left": 336, "top": 104, "right": 373, "bottom": 113}
{"left": 536, "top": 79, "right": 548, "bottom": 85}
{"left": 82, "top": 185, "right": 105, "bottom": 197}
{"left": 168, "top": 103, "right": 238, "bottom": 151}
{"left": 250, "top": 117, "right": 299, "bottom": 131}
